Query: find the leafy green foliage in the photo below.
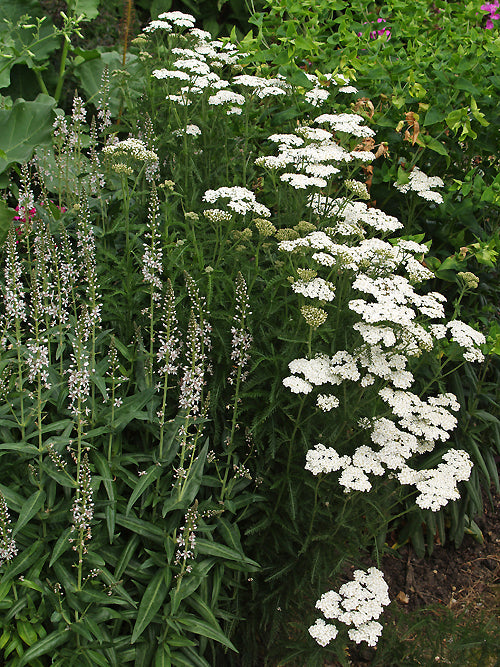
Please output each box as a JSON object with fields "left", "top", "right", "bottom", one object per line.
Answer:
{"left": 0, "top": 94, "right": 56, "bottom": 173}
{"left": 0, "top": 1, "right": 497, "bottom": 665}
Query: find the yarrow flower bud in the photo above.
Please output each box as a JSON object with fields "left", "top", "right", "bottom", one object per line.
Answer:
{"left": 457, "top": 271, "right": 479, "bottom": 290}
{"left": 301, "top": 305, "right": 328, "bottom": 328}
{"left": 345, "top": 179, "right": 370, "bottom": 200}
{"left": 254, "top": 218, "right": 276, "bottom": 237}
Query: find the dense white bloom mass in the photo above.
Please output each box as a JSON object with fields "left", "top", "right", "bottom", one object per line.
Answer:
{"left": 305, "top": 444, "right": 350, "bottom": 475}
{"left": 202, "top": 186, "right": 271, "bottom": 217}
{"left": 282, "top": 376, "right": 313, "bottom": 394}
{"left": 315, "top": 113, "right": 376, "bottom": 137}
{"left": 291, "top": 277, "right": 336, "bottom": 301}
{"left": 316, "top": 393, "right": 340, "bottom": 411}
{"left": 311, "top": 568, "right": 390, "bottom": 647}
{"left": 394, "top": 166, "right": 444, "bottom": 203}
{"left": 308, "top": 619, "right": 338, "bottom": 646}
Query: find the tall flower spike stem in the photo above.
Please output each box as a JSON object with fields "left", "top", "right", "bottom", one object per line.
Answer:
{"left": 27, "top": 264, "right": 49, "bottom": 512}
{"left": 221, "top": 273, "right": 252, "bottom": 500}
{"left": 0, "top": 491, "right": 18, "bottom": 569}
{"left": 142, "top": 183, "right": 162, "bottom": 388}
{"left": 3, "top": 230, "right": 27, "bottom": 438}
{"left": 77, "top": 196, "right": 101, "bottom": 426}
{"left": 157, "top": 280, "right": 180, "bottom": 459}
{"left": 70, "top": 451, "right": 94, "bottom": 592}
{"left": 107, "top": 338, "right": 126, "bottom": 462}
{"left": 180, "top": 396, "right": 210, "bottom": 499}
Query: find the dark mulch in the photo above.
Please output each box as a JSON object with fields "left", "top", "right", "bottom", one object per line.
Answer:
{"left": 336, "top": 487, "right": 500, "bottom": 666}
{"left": 382, "top": 488, "right": 500, "bottom": 614}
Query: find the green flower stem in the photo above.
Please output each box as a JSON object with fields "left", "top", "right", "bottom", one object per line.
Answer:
{"left": 272, "top": 397, "right": 307, "bottom": 516}
{"left": 33, "top": 68, "right": 49, "bottom": 96}
{"left": 75, "top": 399, "right": 84, "bottom": 592}
{"left": 220, "top": 366, "right": 244, "bottom": 501}
{"left": 54, "top": 36, "right": 70, "bottom": 104}
{"left": 15, "top": 321, "right": 25, "bottom": 441}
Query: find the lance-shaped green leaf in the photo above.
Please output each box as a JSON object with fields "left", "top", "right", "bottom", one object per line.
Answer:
{"left": 18, "top": 629, "right": 69, "bottom": 666}
{"left": 162, "top": 439, "right": 209, "bottom": 516}
{"left": 126, "top": 464, "right": 163, "bottom": 516}
{"left": 114, "top": 513, "right": 165, "bottom": 543}
{"left": 2, "top": 540, "right": 44, "bottom": 582}
{"left": 49, "top": 526, "right": 73, "bottom": 567}
{"left": 0, "top": 94, "right": 56, "bottom": 173}
{"left": 176, "top": 614, "right": 237, "bottom": 652}
{"left": 195, "top": 539, "right": 259, "bottom": 570}
{"left": 131, "top": 568, "right": 169, "bottom": 643}
{"left": 12, "top": 490, "right": 46, "bottom": 536}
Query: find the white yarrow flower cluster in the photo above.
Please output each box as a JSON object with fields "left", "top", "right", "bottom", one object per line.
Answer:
{"left": 202, "top": 186, "right": 271, "bottom": 217}
{"left": 291, "top": 277, "right": 336, "bottom": 301}
{"left": 315, "top": 113, "right": 375, "bottom": 138}
{"left": 310, "top": 568, "right": 390, "bottom": 648}
{"left": 394, "top": 166, "right": 444, "bottom": 204}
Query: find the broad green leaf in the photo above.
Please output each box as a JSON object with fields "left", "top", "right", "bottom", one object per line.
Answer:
{"left": 80, "top": 649, "right": 109, "bottom": 667}
{"left": 82, "top": 616, "right": 104, "bottom": 645}
{"left": 74, "top": 51, "right": 138, "bottom": 116}
{"left": 131, "top": 568, "right": 169, "bottom": 643}
{"left": 40, "top": 462, "right": 77, "bottom": 488}
{"left": 16, "top": 619, "right": 37, "bottom": 646}
{"left": 98, "top": 566, "right": 137, "bottom": 608}
{"left": 422, "top": 135, "right": 449, "bottom": 159}
{"left": 70, "top": 0, "right": 101, "bottom": 19}
{"left": 0, "top": 199, "right": 15, "bottom": 244}
{"left": 423, "top": 107, "right": 446, "bottom": 126}
{"left": 13, "top": 490, "right": 46, "bottom": 536}
{"left": 170, "top": 574, "right": 203, "bottom": 615}
{"left": 104, "top": 504, "right": 116, "bottom": 544}
{"left": 217, "top": 517, "right": 243, "bottom": 553}
{"left": 396, "top": 165, "right": 409, "bottom": 185}
{"left": 177, "top": 646, "right": 211, "bottom": 667}
{"left": 110, "top": 388, "right": 156, "bottom": 431}
{"left": 18, "top": 629, "right": 68, "bottom": 666}
{"left": 93, "top": 453, "right": 115, "bottom": 501}
{"left": 454, "top": 77, "right": 480, "bottom": 95}
{"left": 52, "top": 561, "right": 77, "bottom": 593}
{"left": 0, "top": 94, "right": 57, "bottom": 173}
{"left": 176, "top": 614, "right": 237, "bottom": 652}
{"left": 0, "top": 484, "right": 24, "bottom": 513}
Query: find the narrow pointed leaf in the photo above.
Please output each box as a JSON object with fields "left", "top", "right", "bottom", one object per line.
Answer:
{"left": 13, "top": 490, "right": 46, "bottom": 536}
{"left": 195, "top": 539, "right": 259, "bottom": 569}
{"left": 176, "top": 614, "right": 237, "bottom": 652}
{"left": 126, "top": 465, "right": 163, "bottom": 516}
{"left": 131, "top": 568, "right": 169, "bottom": 643}
{"left": 18, "top": 629, "right": 68, "bottom": 666}
{"left": 49, "top": 527, "right": 73, "bottom": 567}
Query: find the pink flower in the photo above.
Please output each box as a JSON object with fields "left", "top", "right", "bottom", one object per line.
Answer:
{"left": 481, "top": 0, "right": 499, "bottom": 27}
{"left": 480, "top": 1, "right": 499, "bottom": 11}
